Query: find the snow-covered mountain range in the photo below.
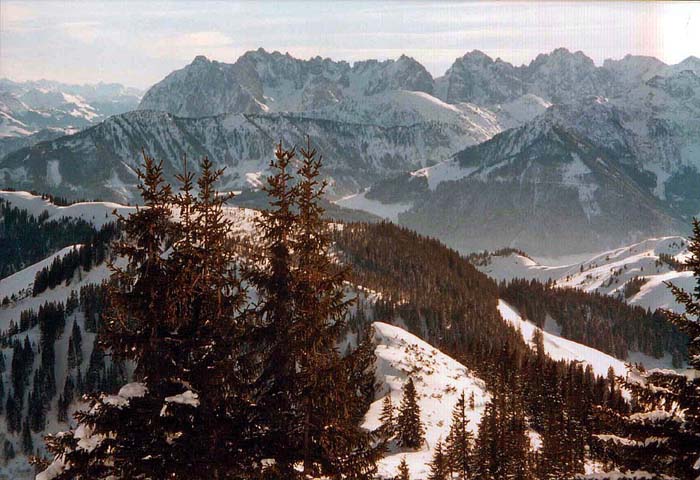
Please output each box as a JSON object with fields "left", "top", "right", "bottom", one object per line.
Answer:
{"left": 1, "top": 48, "right": 698, "bottom": 255}
{"left": 138, "top": 50, "right": 435, "bottom": 117}
{"left": 0, "top": 109, "right": 496, "bottom": 202}
{"left": 0, "top": 79, "right": 142, "bottom": 156}
{"left": 350, "top": 66, "right": 700, "bottom": 254}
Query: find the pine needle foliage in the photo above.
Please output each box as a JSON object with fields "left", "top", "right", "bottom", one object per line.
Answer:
{"left": 445, "top": 392, "right": 473, "bottom": 480}
{"left": 41, "top": 153, "right": 256, "bottom": 479}
{"left": 245, "top": 141, "right": 380, "bottom": 479}
{"left": 396, "top": 377, "right": 424, "bottom": 449}
{"left": 395, "top": 457, "right": 411, "bottom": 480}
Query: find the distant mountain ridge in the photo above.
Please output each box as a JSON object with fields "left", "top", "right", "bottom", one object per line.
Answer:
{"left": 139, "top": 48, "right": 700, "bottom": 116}
{"left": 1, "top": 47, "right": 699, "bottom": 254}
{"left": 138, "top": 49, "right": 434, "bottom": 117}
{"left": 0, "top": 78, "right": 143, "bottom": 147}
{"left": 345, "top": 67, "right": 700, "bottom": 254}
{"left": 0, "top": 109, "right": 496, "bottom": 201}
{"left": 360, "top": 109, "right": 684, "bottom": 255}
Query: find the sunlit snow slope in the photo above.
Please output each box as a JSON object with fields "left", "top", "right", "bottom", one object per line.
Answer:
{"left": 363, "top": 322, "right": 490, "bottom": 479}
{"left": 497, "top": 301, "right": 628, "bottom": 377}
{"left": 478, "top": 237, "right": 693, "bottom": 313}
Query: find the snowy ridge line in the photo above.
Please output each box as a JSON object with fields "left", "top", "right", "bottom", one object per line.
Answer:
{"left": 0, "top": 190, "right": 134, "bottom": 229}
{"left": 497, "top": 300, "right": 628, "bottom": 378}
{"left": 0, "top": 190, "right": 259, "bottom": 235}
{"left": 478, "top": 236, "right": 693, "bottom": 313}
{"left": 0, "top": 245, "right": 83, "bottom": 303}
{"left": 362, "top": 322, "right": 490, "bottom": 480}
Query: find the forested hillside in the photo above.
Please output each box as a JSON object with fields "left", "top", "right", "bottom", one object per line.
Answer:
{"left": 0, "top": 181, "right": 693, "bottom": 478}
{"left": 499, "top": 279, "right": 687, "bottom": 366}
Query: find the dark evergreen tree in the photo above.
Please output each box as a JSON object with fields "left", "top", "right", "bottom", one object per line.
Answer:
{"left": 473, "top": 393, "right": 532, "bottom": 480}
{"left": 243, "top": 144, "right": 298, "bottom": 476}
{"left": 2, "top": 439, "right": 15, "bottom": 465}
{"left": 40, "top": 154, "right": 255, "bottom": 479}
{"left": 445, "top": 392, "right": 473, "bottom": 480}
{"left": 68, "top": 320, "right": 83, "bottom": 369}
{"left": 246, "top": 142, "right": 379, "bottom": 477}
{"left": 379, "top": 394, "right": 396, "bottom": 438}
{"left": 21, "top": 419, "right": 33, "bottom": 455}
{"left": 397, "top": 377, "right": 424, "bottom": 449}
{"left": 395, "top": 457, "right": 411, "bottom": 480}
{"left": 428, "top": 440, "right": 449, "bottom": 480}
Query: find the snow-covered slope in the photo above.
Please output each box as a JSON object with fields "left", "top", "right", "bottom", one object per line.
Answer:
{"left": 477, "top": 236, "right": 692, "bottom": 313}
{"left": 363, "top": 322, "right": 490, "bottom": 479}
{"left": 0, "top": 245, "right": 83, "bottom": 302}
{"left": 497, "top": 301, "right": 628, "bottom": 377}
{"left": 0, "top": 190, "right": 258, "bottom": 238}
{"left": 0, "top": 190, "right": 135, "bottom": 228}
{"left": 305, "top": 89, "right": 504, "bottom": 133}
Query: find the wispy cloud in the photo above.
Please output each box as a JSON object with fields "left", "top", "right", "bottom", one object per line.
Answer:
{"left": 60, "top": 21, "right": 103, "bottom": 43}
{"left": 145, "top": 30, "right": 236, "bottom": 61}
{"left": 1, "top": 1, "right": 699, "bottom": 87}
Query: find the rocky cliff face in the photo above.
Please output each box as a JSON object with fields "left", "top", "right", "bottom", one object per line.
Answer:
{"left": 138, "top": 49, "right": 434, "bottom": 117}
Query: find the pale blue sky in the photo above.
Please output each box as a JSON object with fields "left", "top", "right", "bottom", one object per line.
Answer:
{"left": 1, "top": 1, "right": 699, "bottom": 89}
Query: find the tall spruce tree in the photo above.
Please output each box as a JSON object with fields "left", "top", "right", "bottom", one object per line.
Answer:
{"left": 245, "top": 141, "right": 379, "bottom": 478}
{"left": 40, "top": 154, "right": 255, "bottom": 479}
{"left": 445, "top": 392, "right": 473, "bottom": 480}
{"left": 593, "top": 218, "right": 700, "bottom": 479}
{"left": 294, "top": 141, "right": 377, "bottom": 475}
{"left": 473, "top": 392, "right": 532, "bottom": 480}
{"left": 379, "top": 394, "right": 396, "bottom": 437}
{"left": 397, "top": 377, "right": 425, "bottom": 449}
{"left": 244, "top": 143, "right": 299, "bottom": 476}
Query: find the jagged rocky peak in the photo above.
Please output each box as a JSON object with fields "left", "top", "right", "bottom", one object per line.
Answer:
{"left": 460, "top": 49, "right": 496, "bottom": 65}
{"left": 435, "top": 49, "right": 523, "bottom": 105}
{"left": 191, "top": 54, "right": 210, "bottom": 64}
{"left": 523, "top": 48, "right": 616, "bottom": 103}
{"left": 139, "top": 49, "right": 438, "bottom": 116}
{"left": 528, "top": 47, "right": 595, "bottom": 69}
{"left": 436, "top": 47, "right": 615, "bottom": 106}
{"left": 668, "top": 55, "right": 700, "bottom": 75}
{"left": 603, "top": 54, "right": 667, "bottom": 84}
{"left": 352, "top": 54, "right": 434, "bottom": 95}
{"left": 138, "top": 53, "right": 265, "bottom": 118}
